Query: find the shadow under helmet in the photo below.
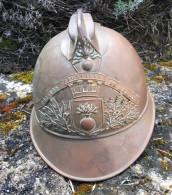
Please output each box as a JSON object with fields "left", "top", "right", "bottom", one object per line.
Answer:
{"left": 30, "top": 9, "right": 155, "bottom": 182}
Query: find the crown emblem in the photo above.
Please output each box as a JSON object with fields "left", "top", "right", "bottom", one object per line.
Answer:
{"left": 67, "top": 79, "right": 102, "bottom": 99}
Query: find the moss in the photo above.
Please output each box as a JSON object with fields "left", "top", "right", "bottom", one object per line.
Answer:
{"left": 97, "top": 183, "right": 105, "bottom": 188}
{"left": 161, "top": 161, "right": 172, "bottom": 172}
{"left": 0, "top": 112, "right": 24, "bottom": 123}
{"left": 0, "top": 94, "right": 7, "bottom": 109}
{"left": 132, "top": 178, "right": 151, "bottom": 191}
{"left": 156, "top": 148, "right": 172, "bottom": 161}
{"left": 0, "top": 111, "right": 26, "bottom": 135}
{"left": 152, "top": 75, "right": 171, "bottom": 83}
{"left": 74, "top": 184, "right": 93, "bottom": 195}
{"left": 141, "top": 152, "right": 149, "bottom": 160}
{"left": 0, "top": 147, "right": 19, "bottom": 157}
{"left": 16, "top": 94, "right": 33, "bottom": 105}
{"left": 146, "top": 76, "right": 151, "bottom": 84}
{"left": 165, "top": 120, "right": 172, "bottom": 125}
{"left": 0, "top": 123, "right": 20, "bottom": 136}
{"left": 156, "top": 108, "right": 165, "bottom": 113}
{"left": 0, "top": 37, "right": 20, "bottom": 51}
{"left": 12, "top": 71, "right": 33, "bottom": 84}
{"left": 0, "top": 94, "right": 7, "bottom": 102}
{"left": 144, "top": 69, "right": 148, "bottom": 75}
{"left": 1, "top": 94, "right": 33, "bottom": 113}
{"left": 158, "top": 120, "right": 172, "bottom": 127}
{"left": 154, "top": 138, "right": 165, "bottom": 145}
{"left": 144, "top": 64, "right": 158, "bottom": 71}
{"left": 158, "top": 61, "right": 172, "bottom": 69}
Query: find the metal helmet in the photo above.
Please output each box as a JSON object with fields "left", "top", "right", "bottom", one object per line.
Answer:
{"left": 30, "top": 9, "right": 155, "bottom": 181}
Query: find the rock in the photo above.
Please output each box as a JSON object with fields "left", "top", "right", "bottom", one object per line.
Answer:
{"left": 0, "top": 74, "right": 32, "bottom": 99}
{"left": 0, "top": 61, "right": 172, "bottom": 195}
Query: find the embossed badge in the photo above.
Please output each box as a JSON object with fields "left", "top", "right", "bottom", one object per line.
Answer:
{"left": 36, "top": 73, "right": 139, "bottom": 137}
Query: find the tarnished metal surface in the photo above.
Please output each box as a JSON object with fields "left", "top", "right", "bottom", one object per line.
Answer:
{"left": 30, "top": 92, "right": 155, "bottom": 181}
{"left": 30, "top": 9, "right": 155, "bottom": 181}
{"left": 36, "top": 72, "right": 140, "bottom": 138}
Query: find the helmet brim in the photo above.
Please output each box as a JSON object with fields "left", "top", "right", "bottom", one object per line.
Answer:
{"left": 30, "top": 91, "right": 155, "bottom": 182}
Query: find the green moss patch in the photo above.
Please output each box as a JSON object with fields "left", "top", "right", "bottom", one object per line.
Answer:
{"left": 0, "top": 94, "right": 7, "bottom": 102}
{"left": 158, "top": 61, "right": 172, "bottom": 69}
{"left": 0, "top": 147, "right": 19, "bottom": 157}
{"left": 161, "top": 160, "right": 172, "bottom": 172}
{"left": 156, "top": 108, "right": 165, "bottom": 113}
{"left": 16, "top": 94, "right": 33, "bottom": 105}
{"left": 74, "top": 184, "right": 93, "bottom": 195}
{"left": 144, "top": 64, "right": 158, "bottom": 71}
{"left": 153, "top": 138, "right": 165, "bottom": 145}
{"left": 144, "top": 69, "right": 148, "bottom": 75}
{"left": 151, "top": 75, "right": 171, "bottom": 83}
{"left": 165, "top": 120, "right": 172, "bottom": 125}
{"left": 0, "top": 94, "right": 32, "bottom": 135}
{"left": 0, "top": 111, "right": 26, "bottom": 135}
{"left": 141, "top": 152, "right": 149, "bottom": 160}
{"left": 146, "top": 76, "right": 151, "bottom": 84}
{"left": 12, "top": 71, "right": 33, "bottom": 84}
{"left": 0, "top": 37, "right": 19, "bottom": 51}
{"left": 156, "top": 148, "right": 172, "bottom": 161}
{"left": 0, "top": 94, "right": 7, "bottom": 109}
{"left": 158, "top": 120, "right": 172, "bottom": 127}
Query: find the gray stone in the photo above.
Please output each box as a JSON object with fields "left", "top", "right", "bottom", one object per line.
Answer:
{"left": 0, "top": 63, "right": 172, "bottom": 194}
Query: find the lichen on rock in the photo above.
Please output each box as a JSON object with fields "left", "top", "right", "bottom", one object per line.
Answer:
{"left": 152, "top": 75, "right": 171, "bottom": 84}
{"left": 0, "top": 94, "right": 7, "bottom": 102}
{"left": 1, "top": 94, "right": 33, "bottom": 113}
{"left": 74, "top": 184, "right": 93, "bottom": 195}
{"left": 158, "top": 61, "right": 172, "bottom": 69}
{"left": 0, "top": 112, "right": 26, "bottom": 135}
{"left": 144, "top": 63, "right": 158, "bottom": 71}
{"left": 12, "top": 71, "right": 33, "bottom": 84}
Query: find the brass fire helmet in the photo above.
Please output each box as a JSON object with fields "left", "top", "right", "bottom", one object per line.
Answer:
{"left": 30, "top": 10, "right": 155, "bottom": 181}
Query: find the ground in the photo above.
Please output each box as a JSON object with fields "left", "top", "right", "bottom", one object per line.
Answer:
{"left": 0, "top": 61, "right": 171, "bottom": 194}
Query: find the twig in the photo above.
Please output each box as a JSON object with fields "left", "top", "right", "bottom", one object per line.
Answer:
{"left": 23, "top": 110, "right": 31, "bottom": 115}
{"left": 92, "top": 184, "right": 96, "bottom": 191}
{"left": 69, "top": 179, "right": 75, "bottom": 193}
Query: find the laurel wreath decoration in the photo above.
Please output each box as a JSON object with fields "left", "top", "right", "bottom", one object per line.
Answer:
{"left": 38, "top": 97, "right": 71, "bottom": 132}
{"left": 103, "top": 94, "right": 139, "bottom": 130}
{"left": 38, "top": 93, "right": 139, "bottom": 135}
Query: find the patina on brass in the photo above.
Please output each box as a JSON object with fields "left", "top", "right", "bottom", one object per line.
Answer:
{"left": 30, "top": 9, "right": 155, "bottom": 181}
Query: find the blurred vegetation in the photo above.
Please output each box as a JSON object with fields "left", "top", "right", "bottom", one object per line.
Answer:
{"left": 0, "top": 37, "right": 20, "bottom": 51}
{"left": 0, "top": 0, "right": 171, "bottom": 73}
